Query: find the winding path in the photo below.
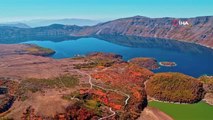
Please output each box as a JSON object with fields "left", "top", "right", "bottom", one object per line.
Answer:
{"left": 98, "top": 108, "right": 116, "bottom": 120}
{"left": 75, "top": 69, "right": 130, "bottom": 119}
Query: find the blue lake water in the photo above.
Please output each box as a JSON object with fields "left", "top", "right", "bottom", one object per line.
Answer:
{"left": 23, "top": 37, "right": 213, "bottom": 78}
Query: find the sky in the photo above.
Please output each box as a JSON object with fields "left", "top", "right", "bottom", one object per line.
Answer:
{"left": 0, "top": 0, "right": 212, "bottom": 22}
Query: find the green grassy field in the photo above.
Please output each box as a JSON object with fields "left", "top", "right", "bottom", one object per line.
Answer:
{"left": 149, "top": 101, "right": 213, "bottom": 120}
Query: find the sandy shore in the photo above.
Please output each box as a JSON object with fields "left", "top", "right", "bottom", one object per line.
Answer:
{"left": 137, "top": 106, "right": 173, "bottom": 120}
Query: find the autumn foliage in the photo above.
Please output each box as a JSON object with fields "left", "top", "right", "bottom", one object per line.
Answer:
{"left": 146, "top": 72, "right": 205, "bottom": 103}
{"left": 92, "top": 63, "right": 154, "bottom": 119}
{"left": 129, "top": 57, "right": 159, "bottom": 70}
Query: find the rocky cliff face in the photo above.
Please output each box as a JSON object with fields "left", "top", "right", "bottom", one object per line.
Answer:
{"left": 0, "top": 16, "right": 213, "bottom": 47}
{"left": 74, "top": 16, "right": 213, "bottom": 48}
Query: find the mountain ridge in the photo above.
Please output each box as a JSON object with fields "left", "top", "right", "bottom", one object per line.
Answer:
{"left": 0, "top": 16, "right": 212, "bottom": 48}
{"left": 0, "top": 23, "right": 30, "bottom": 28}
{"left": 72, "top": 15, "right": 213, "bottom": 48}
{"left": 21, "top": 18, "right": 102, "bottom": 27}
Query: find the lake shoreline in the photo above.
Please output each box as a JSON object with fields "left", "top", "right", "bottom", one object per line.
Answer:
{"left": 124, "top": 35, "right": 213, "bottom": 50}
{"left": 148, "top": 100, "right": 213, "bottom": 120}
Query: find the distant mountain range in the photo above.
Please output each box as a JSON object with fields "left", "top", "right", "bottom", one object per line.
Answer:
{"left": 21, "top": 18, "right": 101, "bottom": 27}
{"left": 0, "top": 23, "right": 30, "bottom": 28}
{"left": 0, "top": 16, "right": 212, "bottom": 48}
{"left": 0, "top": 18, "right": 102, "bottom": 28}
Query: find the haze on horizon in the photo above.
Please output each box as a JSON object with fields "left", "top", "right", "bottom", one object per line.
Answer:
{"left": 0, "top": 0, "right": 213, "bottom": 23}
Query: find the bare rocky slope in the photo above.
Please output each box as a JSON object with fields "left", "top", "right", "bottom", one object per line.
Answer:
{"left": 74, "top": 16, "right": 213, "bottom": 48}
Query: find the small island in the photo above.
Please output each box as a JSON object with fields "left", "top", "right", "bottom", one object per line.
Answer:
{"left": 159, "top": 61, "right": 177, "bottom": 67}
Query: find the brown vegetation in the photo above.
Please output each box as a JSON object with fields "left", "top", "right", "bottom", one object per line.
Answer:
{"left": 199, "top": 75, "right": 213, "bottom": 93}
{"left": 146, "top": 72, "right": 205, "bottom": 103}
{"left": 129, "top": 57, "right": 159, "bottom": 70}
{"left": 199, "top": 76, "right": 213, "bottom": 105}
{"left": 16, "top": 75, "right": 79, "bottom": 101}
{"left": 0, "top": 44, "right": 55, "bottom": 57}
{"left": 0, "top": 78, "right": 18, "bottom": 114}
{"left": 55, "top": 102, "right": 100, "bottom": 120}
{"left": 24, "top": 44, "right": 55, "bottom": 56}
{"left": 74, "top": 52, "right": 123, "bottom": 69}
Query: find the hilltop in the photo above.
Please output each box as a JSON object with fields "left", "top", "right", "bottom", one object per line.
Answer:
{"left": 146, "top": 73, "right": 205, "bottom": 103}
